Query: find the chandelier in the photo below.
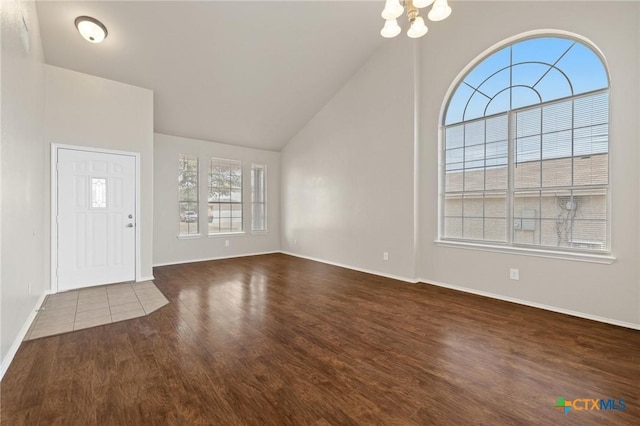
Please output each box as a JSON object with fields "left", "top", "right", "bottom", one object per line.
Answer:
{"left": 380, "top": 0, "right": 452, "bottom": 39}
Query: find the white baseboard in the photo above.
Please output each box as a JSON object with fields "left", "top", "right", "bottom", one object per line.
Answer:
{"left": 0, "top": 290, "right": 52, "bottom": 381}
{"left": 420, "top": 278, "right": 640, "bottom": 331}
{"left": 138, "top": 275, "right": 155, "bottom": 282}
{"left": 152, "top": 251, "right": 280, "bottom": 268}
{"left": 280, "top": 251, "right": 419, "bottom": 284}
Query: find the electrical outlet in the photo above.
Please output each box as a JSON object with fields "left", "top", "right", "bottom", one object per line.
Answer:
{"left": 509, "top": 268, "right": 519, "bottom": 280}
{"left": 383, "top": 252, "right": 389, "bottom": 261}
{"left": 225, "top": 240, "right": 230, "bottom": 247}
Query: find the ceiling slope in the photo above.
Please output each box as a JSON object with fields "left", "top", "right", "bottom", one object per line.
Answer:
{"left": 37, "top": 1, "right": 385, "bottom": 151}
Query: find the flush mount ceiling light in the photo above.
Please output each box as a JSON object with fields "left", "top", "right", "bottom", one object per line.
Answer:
{"left": 380, "top": 0, "right": 452, "bottom": 39}
{"left": 74, "top": 16, "right": 108, "bottom": 43}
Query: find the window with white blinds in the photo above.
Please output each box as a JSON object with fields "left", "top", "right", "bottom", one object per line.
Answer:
{"left": 441, "top": 36, "right": 610, "bottom": 253}
{"left": 251, "top": 164, "right": 267, "bottom": 232}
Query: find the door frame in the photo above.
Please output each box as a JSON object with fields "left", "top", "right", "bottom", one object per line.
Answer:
{"left": 51, "top": 144, "right": 142, "bottom": 293}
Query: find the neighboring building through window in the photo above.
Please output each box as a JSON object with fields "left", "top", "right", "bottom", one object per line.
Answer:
{"left": 209, "top": 158, "right": 243, "bottom": 233}
{"left": 251, "top": 164, "right": 267, "bottom": 232}
{"left": 441, "top": 36, "right": 609, "bottom": 252}
{"left": 178, "top": 154, "right": 199, "bottom": 235}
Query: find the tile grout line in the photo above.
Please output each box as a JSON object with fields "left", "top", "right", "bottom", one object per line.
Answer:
{"left": 106, "top": 285, "right": 114, "bottom": 324}
{"left": 72, "top": 290, "right": 80, "bottom": 331}
{"left": 132, "top": 282, "right": 148, "bottom": 314}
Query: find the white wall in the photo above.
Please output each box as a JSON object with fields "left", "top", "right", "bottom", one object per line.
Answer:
{"left": 153, "top": 133, "right": 280, "bottom": 266}
{"left": 1, "top": 0, "right": 47, "bottom": 376}
{"left": 44, "top": 65, "right": 154, "bottom": 280}
{"left": 281, "top": 38, "right": 416, "bottom": 279}
{"left": 419, "top": 1, "right": 640, "bottom": 326}
{"left": 280, "top": 1, "right": 640, "bottom": 327}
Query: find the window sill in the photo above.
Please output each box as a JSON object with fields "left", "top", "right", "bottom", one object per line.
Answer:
{"left": 207, "top": 232, "right": 246, "bottom": 238}
{"left": 434, "top": 239, "right": 615, "bottom": 264}
{"left": 177, "top": 234, "right": 202, "bottom": 240}
{"left": 250, "top": 230, "right": 268, "bottom": 235}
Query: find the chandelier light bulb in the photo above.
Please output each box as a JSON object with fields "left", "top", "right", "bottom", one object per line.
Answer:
{"left": 74, "top": 16, "right": 108, "bottom": 43}
{"left": 428, "top": 0, "right": 452, "bottom": 22}
{"left": 407, "top": 17, "right": 428, "bottom": 38}
{"left": 380, "top": 18, "right": 402, "bottom": 38}
{"left": 381, "top": 0, "right": 404, "bottom": 20}
{"left": 413, "top": 0, "right": 435, "bottom": 9}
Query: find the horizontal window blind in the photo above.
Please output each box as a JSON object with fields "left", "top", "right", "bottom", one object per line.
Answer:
{"left": 443, "top": 91, "right": 608, "bottom": 251}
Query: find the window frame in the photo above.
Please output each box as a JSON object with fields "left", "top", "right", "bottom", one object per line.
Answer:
{"left": 251, "top": 163, "right": 268, "bottom": 233}
{"left": 208, "top": 157, "right": 244, "bottom": 235}
{"left": 178, "top": 154, "right": 200, "bottom": 237}
{"left": 437, "top": 34, "right": 613, "bottom": 262}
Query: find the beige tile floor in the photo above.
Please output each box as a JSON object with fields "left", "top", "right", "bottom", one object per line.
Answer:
{"left": 25, "top": 281, "right": 169, "bottom": 341}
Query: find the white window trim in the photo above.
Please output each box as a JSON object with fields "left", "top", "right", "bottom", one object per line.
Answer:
{"left": 178, "top": 154, "right": 200, "bottom": 237}
{"left": 208, "top": 157, "right": 244, "bottom": 234}
{"left": 434, "top": 239, "right": 615, "bottom": 264}
{"left": 207, "top": 231, "right": 246, "bottom": 238}
{"left": 251, "top": 163, "right": 268, "bottom": 233}
{"left": 177, "top": 234, "right": 202, "bottom": 240}
{"left": 438, "top": 32, "right": 612, "bottom": 259}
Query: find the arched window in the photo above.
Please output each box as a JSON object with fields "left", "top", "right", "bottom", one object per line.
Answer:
{"left": 441, "top": 35, "right": 610, "bottom": 253}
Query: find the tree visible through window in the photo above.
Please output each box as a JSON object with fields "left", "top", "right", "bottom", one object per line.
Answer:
{"left": 209, "top": 158, "right": 243, "bottom": 233}
{"left": 179, "top": 154, "right": 199, "bottom": 235}
{"left": 441, "top": 36, "right": 609, "bottom": 252}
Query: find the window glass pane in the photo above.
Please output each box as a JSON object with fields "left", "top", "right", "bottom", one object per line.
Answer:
{"left": 511, "top": 87, "right": 543, "bottom": 110}
{"left": 486, "top": 192, "right": 507, "bottom": 243}
{"left": 542, "top": 130, "right": 572, "bottom": 159}
{"left": 555, "top": 43, "right": 609, "bottom": 94}
{"left": 541, "top": 157, "right": 572, "bottom": 188}
{"left": 209, "top": 158, "right": 242, "bottom": 233}
{"left": 477, "top": 68, "right": 510, "bottom": 99}
{"left": 512, "top": 62, "right": 548, "bottom": 87}
{"left": 464, "top": 46, "right": 510, "bottom": 88}
{"left": 179, "top": 201, "right": 198, "bottom": 235}
{"left": 445, "top": 125, "right": 464, "bottom": 149}
{"left": 513, "top": 191, "right": 540, "bottom": 245}
{"left": 569, "top": 189, "right": 607, "bottom": 250}
{"left": 442, "top": 36, "right": 609, "bottom": 252}
{"left": 444, "top": 217, "right": 462, "bottom": 239}
{"left": 463, "top": 218, "right": 484, "bottom": 240}
{"left": 178, "top": 155, "right": 198, "bottom": 235}
{"left": 251, "top": 164, "right": 267, "bottom": 232}
{"left": 444, "top": 194, "right": 462, "bottom": 219}
{"left": 511, "top": 37, "right": 575, "bottom": 66}
{"left": 542, "top": 100, "right": 573, "bottom": 133}
{"left": 464, "top": 92, "right": 490, "bottom": 122}
{"left": 464, "top": 168, "right": 484, "bottom": 191}
{"left": 484, "top": 218, "right": 506, "bottom": 242}
{"left": 574, "top": 92, "right": 608, "bottom": 128}
{"left": 91, "top": 178, "right": 107, "bottom": 209}
{"left": 463, "top": 194, "right": 483, "bottom": 218}
{"left": 484, "top": 91, "right": 511, "bottom": 119}
{"left": 533, "top": 69, "right": 573, "bottom": 103}
{"left": 574, "top": 153, "right": 608, "bottom": 186}
{"left": 445, "top": 84, "right": 474, "bottom": 125}
{"left": 445, "top": 170, "right": 463, "bottom": 192}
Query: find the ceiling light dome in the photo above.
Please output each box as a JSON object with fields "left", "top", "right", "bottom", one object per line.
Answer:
{"left": 74, "top": 16, "right": 108, "bottom": 43}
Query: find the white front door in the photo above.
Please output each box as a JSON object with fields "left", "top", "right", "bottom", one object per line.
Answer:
{"left": 57, "top": 148, "right": 136, "bottom": 291}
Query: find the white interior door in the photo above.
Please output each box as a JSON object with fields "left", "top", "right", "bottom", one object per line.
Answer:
{"left": 57, "top": 148, "right": 136, "bottom": 291}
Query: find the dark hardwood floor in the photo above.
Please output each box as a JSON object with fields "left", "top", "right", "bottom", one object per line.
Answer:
{"left": 1, "top": 253, "right": 639, "bottom": 425}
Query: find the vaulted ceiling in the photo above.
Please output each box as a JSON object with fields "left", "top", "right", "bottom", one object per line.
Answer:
{"left": 36, "top": 1, "right": 385, "bottom": 151}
